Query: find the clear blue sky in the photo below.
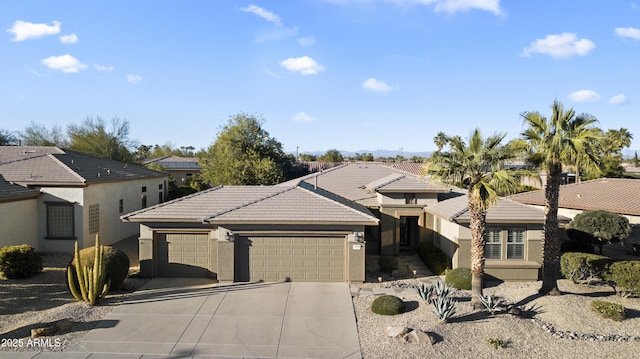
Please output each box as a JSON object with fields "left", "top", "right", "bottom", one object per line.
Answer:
{"left": 2, "top": 1, "right": 639, "bottom": 155}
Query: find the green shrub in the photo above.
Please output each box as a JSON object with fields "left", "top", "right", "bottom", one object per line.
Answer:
{"left": 68, "top": 245, "right": 130, "bottom": 291}
{"left": 486, "top": 338, "right": 506, "bottom": 349}
{"left": 560, "top": 252, "right": 611, "bottom": 283}
{"left": 560, "top": 239, "right": 594, "bottom": 254}
{"left": 418, "top": 242, "right": 451, "bottom": 275}
{"left": 445, "top": 267, "right": 472, "bottom": 290}
{"left": 0, "top": 245, "right": 43, "bottom": 279}
{"left": 371, "top": 295, "right": 405, "bottom": 315}
{"left": 604, "top": 261, "right": 640, "bottom": 297}
{"left": 590, "top": 300, "right": 626, "bottom": 321}
{"left": 378, "top": 255, "right": 398, "bottom": 273}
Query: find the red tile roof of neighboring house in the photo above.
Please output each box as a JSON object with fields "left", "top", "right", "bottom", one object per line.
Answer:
{"left": 508, "top": 178, "right": 640, "bottom": 216}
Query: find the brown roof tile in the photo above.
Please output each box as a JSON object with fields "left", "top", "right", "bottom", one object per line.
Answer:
{"left": 0, "top": 146, "right": 165, "bottom": 186}
{"left": 508, "top": 178, "right": 640, "bottom": 216}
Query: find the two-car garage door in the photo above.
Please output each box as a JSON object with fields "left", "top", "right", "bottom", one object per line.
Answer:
{"left": 243, "top": 236, "right": 346, "bottom": 282}
{"left": 158, "top": 233, "right": 347, "bottom": 282}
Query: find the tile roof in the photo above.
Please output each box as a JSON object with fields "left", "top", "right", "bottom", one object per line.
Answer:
{"left": 365, "top": 173, "right": 449, "bottom": 193}
{"left": 286, "top": 163, "right": 449, "bottom": 207}
{"left": 508, "top": 178, "right": 640, "bottom": 216}
{"left": 0, "top": 146, "right": 165, "bottom": 186}
{"left": 143, "top": 156, "right": 201, "bottom": 169}
{"left": 122, "top": 184, "right": 379, "bottom": 225}
{"left": 300, "top": 161, "right": 426, "bottom": 176}
{"left": 0, "top": 174, "right": 40, "bottom": 203}
{"left": 427, "top": 190, "right": 559, "bottom": 224}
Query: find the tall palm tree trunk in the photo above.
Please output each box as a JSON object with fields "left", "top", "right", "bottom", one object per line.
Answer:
{"left": 539, "top": 164, "right": 563, "bottom": 295}
{"left": 469, "top": 196, "right": 486, "bottom": 308}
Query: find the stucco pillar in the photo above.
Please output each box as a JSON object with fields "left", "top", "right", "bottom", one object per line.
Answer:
{"left": 348, "top": 232, "right": 366, "bottom": 282}
{"left": 380, "top": 212, "right": 397, "bottom": 256}
{"left": 138, "top": 225, "right": 154, "bottom": 277}
{"left": 216, "top": 228, "right": 235, "bottom": 283}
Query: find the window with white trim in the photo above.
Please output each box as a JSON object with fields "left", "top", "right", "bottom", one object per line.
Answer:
{"left": 485, "top": 227, "right": 526, "bottom": 260}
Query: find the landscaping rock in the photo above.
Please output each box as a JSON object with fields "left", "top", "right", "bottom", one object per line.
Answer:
{"left": 31, "top": 319, "right": 72, "bottom": 338}
{"left": 402, "top": 329, "right": 436, "bottom": 345}
{"left": 386, "top": 326, "right": 409, "bottom": 338}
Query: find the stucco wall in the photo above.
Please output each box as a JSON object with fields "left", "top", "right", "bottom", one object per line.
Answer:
{"left": 84, "top": 177, "right": 166, "bottom": 247}
{"left": 0, "top": 198, "right": 39, "bottom": 249}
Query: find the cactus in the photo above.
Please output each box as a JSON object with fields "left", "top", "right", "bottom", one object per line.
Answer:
{"left": 432, "top": 279, "right": 453, "bottom": 298}
{"left": 67, "top": 235, "right": 110, "bottom": 305}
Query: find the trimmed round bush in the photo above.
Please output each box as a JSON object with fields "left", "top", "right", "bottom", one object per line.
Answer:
{"left": 445, "top": 267, "right": 472, "bottom": 290}
{"left": 68, "top": 245, "right": 130, "bottom": 291}
{"left": 590, "top": 300, "right": 626, "bottom": 321}
{"left": 603, "top": 261, "right": 640, "bottom": 297}
{"left": 378, "top": 255, "right": 398, "bottom": 273}
{"left": 0, "top": 245, "right": 43, "bottom": 279}
{"left": 371, "top": 295, "right": 405, "bottom": 315}
{"left": 560, "top": 252, "right": 611, "bottom": 283}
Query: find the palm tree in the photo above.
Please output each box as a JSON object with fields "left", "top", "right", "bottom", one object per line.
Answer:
{"left": 428, "top": 129, "right": 524, "bottom": 307}
{"left": 520, "top": 100, "right": 600, "bottom": 295}
{"left": 433, "top": 131, "right": 448, "bottom": 152}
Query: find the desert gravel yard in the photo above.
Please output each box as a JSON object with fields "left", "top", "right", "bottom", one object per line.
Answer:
{"left": 351, "top": 279, "right": 640, "bottom": 359}
{"left": 2, "top": 250, "right": 639, "bottom": 358}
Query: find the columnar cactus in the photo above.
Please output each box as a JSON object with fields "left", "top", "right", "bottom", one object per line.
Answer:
{"left": 67, "top": 235, "right": 111, "bottom": 305}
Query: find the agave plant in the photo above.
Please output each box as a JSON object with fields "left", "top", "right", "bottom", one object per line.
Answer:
{"left": 478, "top": 294, "right": 504, "bottom": 315}
{"left": 433, "top": 279, "right": 453, "bottom": 298}
{"left": 417, "top": 283, "right": 435, "bottom": 304}
{"left": 432, "top": 294, "right": 456, "bottom": 323}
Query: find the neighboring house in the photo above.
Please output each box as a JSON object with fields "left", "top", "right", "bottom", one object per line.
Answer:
{"left": 300, "top": 161, "right": 425, "bottom": 176}
{"left": 0, "top": 146, "right": 168, "bottom": 252}
{"left": 0, "top": 174, "right": 40, "bottom": 248}
{"left": 123, "top": 163, "right": 555, "bottom": 282}
{"left": 143, "top": 156, "right": 201, "bottom": 185}
{"left": 509, "top": 178, "right": 640, "bottom": 252}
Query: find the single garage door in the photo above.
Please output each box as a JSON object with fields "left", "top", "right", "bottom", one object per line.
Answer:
{"left": 157, "top": 233, "right": 210, "bottom": 277}
{"left": 243, "top": 236, "right": 346, "bottom": 282}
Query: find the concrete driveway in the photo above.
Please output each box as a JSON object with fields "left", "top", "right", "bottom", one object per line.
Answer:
{"left": 70, "top": 278, "right": 361, "bottom": 358}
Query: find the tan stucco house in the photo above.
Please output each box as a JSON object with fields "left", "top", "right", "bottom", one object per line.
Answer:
{"left": 509, "top": 178, "right": 640, "bottom": 254}
{"left": 0, "top": 174, "right": 41, "bottom": 248}
{"left": 0, "top": 146, "right": 168, "bottom": 252}
{"left": 124, "top": 163, "right": 556, "bottom": 282}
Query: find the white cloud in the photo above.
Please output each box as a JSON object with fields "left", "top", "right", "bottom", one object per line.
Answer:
{"left": 298, "top": 37, "right": 316, "bottom": 46}
{"left": 127, "top": 74, "right": 142, "bottom": 83}
{"left": 94, "top": 64, "right": 114, "bottom": 72}
{"left": 59, "top": 33, "right": 78, "bottom": 44}
{"left": 240, "top": 4, "right": 281, "bottom": 26}
{"left": 292, "top": 111, "right": 314, "bottom": 123}
{"left": 615, "top": 27, "right": 640, "bottom": 40}
{"left": 7, "top": 20, "right": 61, "bottom": 42}
{"left": 41, "top": 54, "right": 86, "bottom": 73}
{"left": 361, "top": 78, "right": 396, "bottom": 93}
{"left": 433, "top": 0, "right": 502, "bottom": 15}
{"left": 609, "top": 94, "right": 627, "bottom": 105}
{"left": 520, "top": 33, "right": 595, "bottom": 59}
{"left": 280, "top": 56, "right": 325, "bottom": 75}
{"left": 325, "top": 0, "right": 502, "bottom": 15}
{"left": 567, "top": 89, "right": 601, "bottom": 103}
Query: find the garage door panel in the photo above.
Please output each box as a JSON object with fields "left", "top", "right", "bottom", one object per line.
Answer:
{"left": 159, "top": 233, "right": 210, "bottom": 277}
{"left": 246, "top": 236, "right": 346, "bottom": 282}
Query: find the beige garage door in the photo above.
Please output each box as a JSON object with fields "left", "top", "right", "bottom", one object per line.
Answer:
{"left": 247, "top": 236, "right": 346, "bottom": 282}
{"left": 158, "top": 233, "right": 209, "bottom": 277}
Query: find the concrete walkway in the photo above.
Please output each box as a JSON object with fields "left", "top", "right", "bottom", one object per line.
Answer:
{"left": 10, "top": 279, "right": 361, "bottom": 359}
